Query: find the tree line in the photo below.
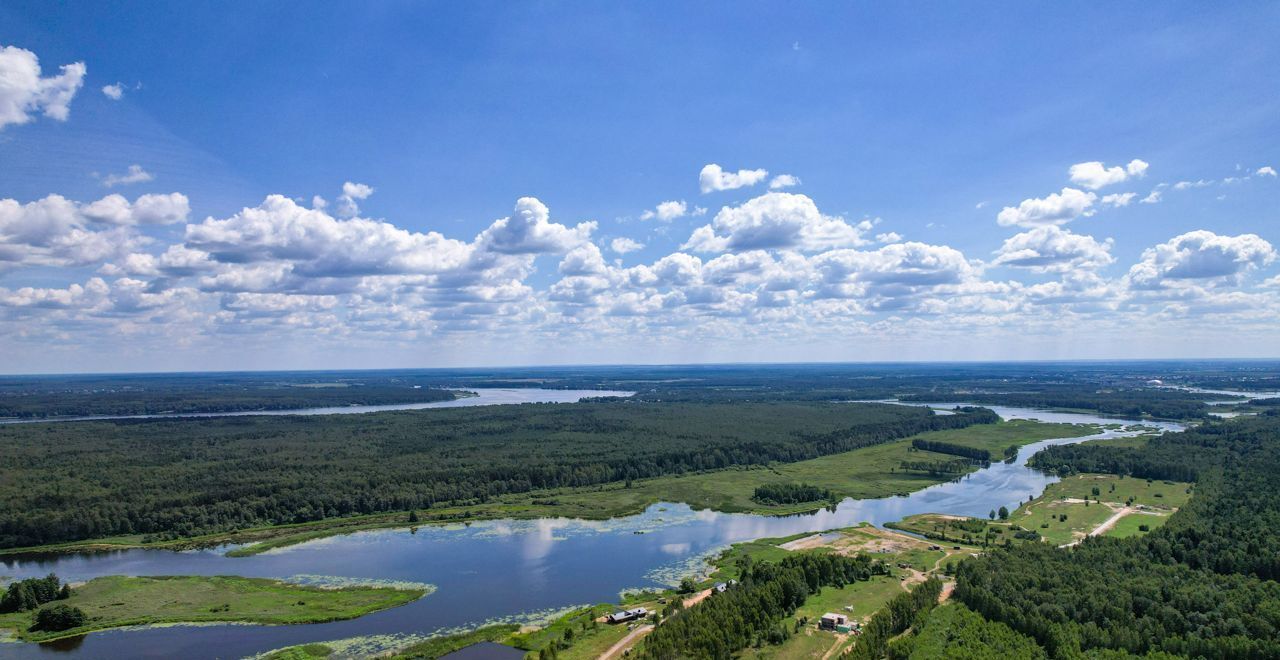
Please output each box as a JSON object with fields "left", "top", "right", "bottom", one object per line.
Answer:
{"left": 0, "top": 402, "right": 996, "bottom": 549}
{"left": 910, "top": 438, "right": 992, "bottom": 462}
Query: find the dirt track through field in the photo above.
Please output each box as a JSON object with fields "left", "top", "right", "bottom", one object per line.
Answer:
{"left": 599, "top": 624, "right": 653, "bottom": 660}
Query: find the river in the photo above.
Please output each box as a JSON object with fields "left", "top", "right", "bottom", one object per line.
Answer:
{"left": 0, "top": 405, "right": 1181, "bottom": 659}
{"left": 0, "top": 388, "right": 635, "bottom": 425}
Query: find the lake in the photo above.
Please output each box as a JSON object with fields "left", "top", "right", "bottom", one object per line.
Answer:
{"left": 0, "top": 405, "right": 1181, "bottom": 659}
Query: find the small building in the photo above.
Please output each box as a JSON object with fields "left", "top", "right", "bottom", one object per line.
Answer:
{"left": 713, "top": 579, "right": 737, "bottom": 593}
{"left": 607, "top": 607, "right": 648, "bottom": 624}
{"left": 819, "top": 613, "right": 848, "bottom": 631}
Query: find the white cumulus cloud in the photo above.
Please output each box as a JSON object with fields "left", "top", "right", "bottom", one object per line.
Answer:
{"left": 699, "top": 163, "right": 768, "bottom": 193}
{"left": 0, "top": 192, "right": 182, "bottom": 271}
{"left": 640, "top": 200, "right": 688, "bottom": 222}
{"left": 769, "top": 174, "right": 800, "bottom": 189}
{"left": 1068, "top": 159, "right": 1148, "bottom": 190}
{"left": 335, "top": 181, "right": 375, "bottom": 218}
{"left": 1127, "top": 230, "right": 1275, "bottom": 289}
{"left": 101, "top": 164, "right": 154, "bottom": 187}
{"left": 0, "top": 45, "right": 86, "bottom": 130}
{"left": 683, "top": 192, "right": 869, "bottom": 253}
{"left": 1258, "top": 166, "right": 1277, "bottom": 177}
{"left": 1100, "top": 192, "right": 1136, "bottom": 207}
{"left": 82, "top": 192, "right": 189, "bottom": 225}
{"left": 101, "top": 83, "right": 124, "bottom": 100}
{"left": 610, "top": 237, "right": 644, "bottom": 254}
{"left": 475, "top": 197, "right": 595, "bottom": 256}
{"left": 997, "top": 188, "right": 1096, "bottom": 227}
{"left": 993, "top": 226, "right": 1114, "bottom": 273}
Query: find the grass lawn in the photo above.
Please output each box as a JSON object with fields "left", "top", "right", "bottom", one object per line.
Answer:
{"left": 796, "top": 575, "right": 905, "bottom": 622}
{"left": 0, "top": 575, "right": 427, "bottom": 643}
{"left": 1104, "top": 512, "right": 1170, "bottom": 539}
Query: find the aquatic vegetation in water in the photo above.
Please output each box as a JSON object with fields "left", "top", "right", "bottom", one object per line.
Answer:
{"left": 250, "top": 603, "right": 587, "bottom": 659}
{"left": 282, "top": 575, "right": 436, "bottom": 593}
{"left": 644, "top": 543, "right": 729, "bottom": 586}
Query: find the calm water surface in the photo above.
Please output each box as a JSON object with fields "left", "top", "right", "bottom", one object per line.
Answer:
{"left": 0, "top": 388, "right": 635, "bottom": 425}
{"left": 0, "top": 405, "right": 1181, "bottom": 659}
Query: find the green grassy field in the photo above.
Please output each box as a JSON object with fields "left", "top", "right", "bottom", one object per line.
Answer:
{"left": 796, "top": 574, "right": 905, "bottom": 622}
{"left": 0, "top": 575, "right": 427, "bottom": 643}
{"left": 1037, "top": 473, "right": 1192, "bottom": 509}
{"left": 1011, "top": 496, "right": 1117, "bottom": 545}
{"left": 1104, "top": 512, "right": 1170, "bottom": 539}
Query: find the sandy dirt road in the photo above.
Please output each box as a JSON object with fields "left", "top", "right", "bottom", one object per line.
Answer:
{"left": 599, "top": 624, "right": 653, "bottom": 660}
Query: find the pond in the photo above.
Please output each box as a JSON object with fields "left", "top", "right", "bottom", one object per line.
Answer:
{"left": 0, "top": 406, "right": 1182, "bottom": 659}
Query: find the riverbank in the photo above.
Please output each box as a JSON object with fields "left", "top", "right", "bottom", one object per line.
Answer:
{"left": 0, "top": 575, "right": 429, "bottom": 643}
{"left": 0, "top": 419, "right": 1096, "bottom": 559}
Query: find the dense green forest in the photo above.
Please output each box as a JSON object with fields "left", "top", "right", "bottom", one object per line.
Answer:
{"left": 6, "top": 360, "right": 1276, "bottom": 419}
{"left": 955, "top": 412, "right": 1280, "bottom": 658}
{"left": 0, "top": 402, "right": 994, "bottom": 549}
{"left": 0, "top": 374, "right": 456, "bottom": 418}
{"left": 886, "top": 603, "right": 1047, "bottom": 660}
{"left": 636, "top": 552, "right": 889, "bottom": 659}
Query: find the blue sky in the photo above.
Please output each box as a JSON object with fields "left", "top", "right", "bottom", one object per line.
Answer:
{"left": 1, "top": 2, "right": 1278, "bottom": 372}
